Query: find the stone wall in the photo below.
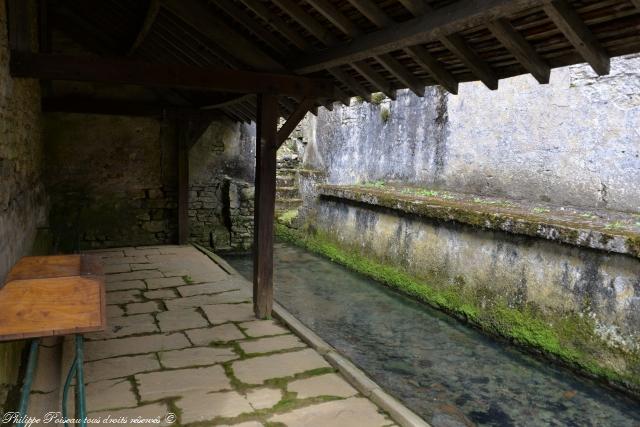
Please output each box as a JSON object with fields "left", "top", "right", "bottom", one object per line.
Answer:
{"left": 44, "top": 114, "right": 179, "bottom": 251}
{"left": 300, "top": 54, "right": 640, "bottom": 214}
{"left": 0, "top": 0, "right": 47, "bottom": 410}
{"left": 189, "top": 119, "right": 255, "bottom": 251}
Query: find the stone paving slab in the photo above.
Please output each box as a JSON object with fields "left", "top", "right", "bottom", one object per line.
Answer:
{"left": 77, "top": 245, "right": 406, "bottom": 427}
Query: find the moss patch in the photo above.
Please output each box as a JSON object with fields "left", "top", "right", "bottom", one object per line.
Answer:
{"left": 275, "top": 223, "right": 640, "bottom": 395}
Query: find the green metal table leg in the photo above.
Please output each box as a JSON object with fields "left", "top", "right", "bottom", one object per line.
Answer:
{"left": 17, "top": 339, "right": 40, "bottom": 427}
{"left": 62, "top": 335, "right": 86, "bottom": 427}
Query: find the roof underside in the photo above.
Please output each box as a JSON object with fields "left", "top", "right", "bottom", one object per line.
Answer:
{"left": 45, "top": 0, "right": 640, "bottom": 122}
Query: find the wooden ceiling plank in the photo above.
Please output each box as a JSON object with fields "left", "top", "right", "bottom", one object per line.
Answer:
{"left": 374, "top": 53, "right": 425, "bottom": 96}
{"left": 346, "top": 0, "right": 394, "bottom": 28}
{"left": 397, "top": 0, "right": 427, "bottom": 16}
{"left": 351, "top": 60, "right": 397, "bottom": 100}
{"left": 328, "top": 66, "right": 372, "bottom": 102}
{"left": 10, "top": 52, "right": 334, "bottom": 98}
{"left": 440, "top": 34, "right": 499, "bottom": 90}
{"left": 214, "top": 0, "right": 292, "bottom": 56}
{"left": 128, "top": 0, "right": 160, "bottom": 56}
{"left": 239, "top": 0, "right": 311, "bottom": 51}
{"left": 163, "top": 0, "right": 284, "bottom": 71}
{"left": 293, "top": 0, "right": 542, "bottom": 74}
{"left": 631, "top": 0, "right": 640, "bottom": 9}
{"left": 306, "top": 0, "right": 362, "bottom": 36}
{"left": 405, "top": 45, "right": 459, "bottom": 94}
{"left": 272, "top": 0, "right": 338, "bottom": 46}
{"left": 542, "top": 0, "right": 610, "bottom": 75}
{"left": 488, "top": 18, "right": 550, "bottom": 83}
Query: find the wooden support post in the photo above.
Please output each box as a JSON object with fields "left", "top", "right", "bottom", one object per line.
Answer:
{"left": 177, "top": 123, "right": 190, "bottom": 245}
{"left": 253, "top": 94, "right": 279, "bottom": 319}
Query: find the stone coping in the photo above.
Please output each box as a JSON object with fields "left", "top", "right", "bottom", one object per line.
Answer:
{"left": 194, "top": 243, "right": 430, "bottom": 427}
{"left": 318, "top": 184, "right": 640, "bottom": 259}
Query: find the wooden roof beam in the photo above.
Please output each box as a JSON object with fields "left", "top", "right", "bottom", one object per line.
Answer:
{"left": 128, "top": 0, "right": 160, "bottom": 55}
{"left": 272, "top": 0, "right": 336, "bottom": 46}
{"left": 632, "top": 0, "right": 640, "bottom": 9}
{"left": 293, "top": 0, "right": 542, "bottom": 74}
{"left": 239, "top": 0, "right": 311, "bottom": 51}
{"left": 306, "top": 0, "right": 361, "bottom": 36}
{"left": 277, "top": 98, "right": 315, "bottom": 147}
{"left": 440, "top": 34, "right": 498, "bottom": 90}
{"left": 488, "top": 18, "right": 550, "bottom": 84}
{"left": 328, "top": 66, "right": 372, "bottom": 102}
{"left": 10, "top": 52, "right": 335, "bottom": 98}
{"left": 397, "top": 0, "right": 428, "bottom": 16}
{"left": 352, "top": 60, "right": 396, "bottom": 100}
{"left": 346, "top": 0, "right": 393, "bottom": 28}
{"left": 405, "top": 45, "right": 458, "bottom": 94}
{"left": 542, "top": 0, "right": 609, "bottom": 76}
{"left": 163, "top": 0, "right": 284, "bottom": 71}
{"left": 374, "top": 54, "right": 424, "bottom": 96}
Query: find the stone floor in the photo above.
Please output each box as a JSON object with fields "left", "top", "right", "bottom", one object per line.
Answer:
{"left": 71, "top": 245, "right": 398, "bottom": 426}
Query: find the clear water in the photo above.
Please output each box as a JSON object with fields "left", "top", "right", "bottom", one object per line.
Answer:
{"left": 225, "top": 243, "right": 640, "bottom": 427}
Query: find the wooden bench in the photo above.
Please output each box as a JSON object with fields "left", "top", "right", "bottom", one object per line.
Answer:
{"left": 0, "top": 255, "right": 106, "bottom": 427}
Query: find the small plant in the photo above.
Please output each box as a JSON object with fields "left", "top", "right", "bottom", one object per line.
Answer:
{"left": 604, "top": 221, "right": 626, "bottom": 230}
{"left": 380, "top": 107, "right": 390, "bottom": 123}
{"left": 353, "top": 96, "right": 365, "bottom": 104}
{"left": 370, "top": 92, "right": 386, "bottom": 105}
{"left": 362, "top": 180, "right": 386, "bottom": 189}
{"left": 473, "top": 198, "right": 514, "bottom": 207}
{"left": 580, "top": 212, "right": 597, "bottom": 219}
{"left": 532, "top": 207, "right": 551, "bottom": 214}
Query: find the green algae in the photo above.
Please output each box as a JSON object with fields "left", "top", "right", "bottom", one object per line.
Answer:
{"left": 275, "top": 222, "right": 640, "bottom": 395}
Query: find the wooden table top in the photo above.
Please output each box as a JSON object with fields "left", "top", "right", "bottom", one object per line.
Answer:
{"left": 0, "top": 255, "right": 106, "bottom": 341}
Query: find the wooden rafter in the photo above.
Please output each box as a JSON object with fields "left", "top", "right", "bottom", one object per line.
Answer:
{"left": 397, "top": 0, "right": 428, "bottom": 16}
{"left": 346, "top": 0, "right": 393, "bottom": 28}
{"left": 352, "top": 60, "right": 396, "bottom": 99}
{"left": 632, "top": 0, "right": 640, "bottom": 9}
{"left": 293, "top": 0, "right": 541, "bottom": 74}
{"left": 239, "top": 0, "right": 311, "bottom": 51}
{"left": 10, "top": 52, "right": 334, "bottom": 98}
{"left": 440, "top": 34, "right": 499, "bottom": 90}
{"left": 277, "top": 98, "right": 316, "bottom": 147}
{"left": 543, "top": 0, "right": 610, "bottom": 76}
{"left": 128, "top": 0, "right": 160, "bottom": 55}
{"left": 488, "top": 18, "right": 550, "bottom": 84}
{"left": 374, "top": 53, "right": 424, "bottom": 96}
{"left": 405, "top": 46, "right": 458, "bottom": 94}
{"left": 328, "top": 66, "right": 372, "bottom": 102}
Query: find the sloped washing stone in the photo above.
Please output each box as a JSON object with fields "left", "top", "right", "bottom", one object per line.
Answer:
{"left": 85, "top": 333, "right": 190, "bottom": 361}
{"left": 157, "top": 308, "right": 208, "bottom": 332}
{"left": 269, "top": 397, "right": 389, "bottom": 427}
{"left": 232, "top": 349, "right": 330, "bottom": 384}
{"left": 239, "top": 335, "right": 304, "bottom": 354}
{"left": 136, "top": 365, "right": 231, "bottom": 401}
{"left": 175, "top": 391, "right": 254, "bottom": 424}
{"left": 287, "top": 373, "right": 357, "bottom": 399}
{"left": 239, "top": 320, "right": 289, "bottom": 337}
{"left": 85, "top": 354, "right": 160, "bottom": 383}
{"left": 159, "top": 347, "right": 238, "bottom": 368}
{"left": 186, "top": 324, "right": 245, "bottom": 345}
{"left": 202, "top": 303, "right": 255, "bottom": 325}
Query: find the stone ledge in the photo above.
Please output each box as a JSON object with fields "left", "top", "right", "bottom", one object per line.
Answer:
{"left": 319, "top": 184, "right": 640, "bottom": 259}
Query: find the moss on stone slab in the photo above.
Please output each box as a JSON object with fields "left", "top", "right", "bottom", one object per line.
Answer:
{"left": 275, "top": 223, "right": 640, "bottom": 396}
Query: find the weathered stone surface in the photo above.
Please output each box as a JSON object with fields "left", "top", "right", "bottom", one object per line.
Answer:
{"left": 165, "top": 290, "right": 250, "bottom": 310}
{"left": 85, "top": 378, "right": 138, "bottom": 411}
{"left": 85, "top": 354, "right": 160, "bottom": 383}
{"left": 239, "top": 335, "right": 304, "bottom": 354}
{"left": 246, "top": 388, "right": 282, "bottom": 410}
{"left": 102, "top": 256, "right": 148, "bottom": 265}
{"left": 106, "top": 279, "right": 146, "bottom": 292}
{"left": 90, "top": 403, "right": 172, "bottom": 425}
{"left": 202, "top": 303, "right": 255, "bottom": 325}
{"left": 288, "top": 373, "right": 357, "bottom": 399}
{"left": 145, "top": 289, "right": 177, "bottom": 300}
{"left": 232, "top": 349, "right": 330, "bottom": 384}
{"left": 177, "top": 281, "right": 241, "bottom": 297}
{"left": 107, "top": 305, "right": 125, "bottom": 318}
{"left": 106, "top": 290, "right": 142, "bottom": 305}
{"left": 126, "top": 301, "right": 161, "bottom": 314}
{"left": 106, "top": 270, "right": 163, "bottom": 283}
{"left": 159, "top": 347, "right": 237, "bottom": 368}
{"left": 186, "top": 324, "right": 245, "bottom": 345}
{"left": 86, "top": 313, "right": 157, "bottom": 339}
{"left": 85, "top": 333, "right": 190, "bottom": 361}
{"left": 104, "top": 263, "right": 132, "bottom": 274}
{"left": 146, "top": 276, "right": 187, "bottom": 289}
{"left": 269, "top": 397, "right": 389, "bottom": 427}
{"left": 136, "top": 365, "right": 230, "bottom": 400}
{"left": 239, "top": 320, "right": 289, "bottom": 338}
{"left": 157, "top": 309, "right": 208, "bottom": 332}
{"left": 176, "top": 391, "right": 253, "bottom": 424}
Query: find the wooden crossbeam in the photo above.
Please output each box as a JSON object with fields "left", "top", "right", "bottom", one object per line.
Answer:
{"left": 328, "top": 67, "right": 372, "bottom": 102}
{"left": 10, "top": 52, "right": 334, "bottom": 98}
{"left": 440, "top": 34, "right": 499, "bottom": 90}
{"left": 375, "top": 54, "right": 425, "bottom": 96}
{"left": 352, "top": 60, "right": 396, "bottom": 100}
{"left": 128, "top": 0, "right": 160, "bottom": 56}
{"left": 277, "top": 98, "right": 316, "bottom": 147}
{"left": 163, "top": 0, "right": 284, "bottom": 71}
{"left": 543, "top": 0, "right": 609, "bottom": 75}
{"left": 405, "top": 46, "right": 458, "bottom": 94}
{"left": 488, "top": 18, "right": 550, "bottom": 83}
{"left": 294, "top": 0, "right": 541, "bottom": 74}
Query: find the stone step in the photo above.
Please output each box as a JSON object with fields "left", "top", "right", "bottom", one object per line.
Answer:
{"left": 275, "top": 199, "right": 303, "bottom": 211}
{"left": 276, "top": 186, "right": 299, "bottom": 199}
{"left": 276, "top": 175, "right": 296, "bottom": 187}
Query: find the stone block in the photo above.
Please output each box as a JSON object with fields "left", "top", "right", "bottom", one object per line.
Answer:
{"left": 85, "top": 354, "right": 160, "bottom": 383}
{"left": 185, "top": 324, "right": 246, "bottom": 345}
{"left": 239, "top": 335, "right": 305, "bottom": 355}
{"left": 232, "top": 349, "right": 330, "bottom": 384}
{"left": 157, "top": 309, "right": 208, "bottom": 332}
{"left": 146, "top": 276, "right": 187, "bottom": 289}
{"left": 85, "top": 333, "right": 190, "bottom": 361}
{"left": 202, "top": 303, "right": 255, "bottom": 325}
{"left": 175, "top": 391, "right": 253, "bottom": 424}
{"left": 126, "top": 301, "right": 161, "bottom": 315}
{"left": 159, "top": 346, "right": 238, "bottom": 369}
{"left": 288, "top": 374, "right": 357, "bottom": 399}
{"left": 239, "top": 320, "right": 289, "bottom": 338}
{"left": 269, "top": 397, "right": 389, "bottom": 427}
{"left": 136, "top": 365, "right": 231, "bottom": 401}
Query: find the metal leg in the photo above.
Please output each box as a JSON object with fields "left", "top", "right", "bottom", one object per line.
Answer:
{"left": 62, "top": 335, "right": 86, "bottom": 427}
{"left": 17, "top": 339, "right": 40, "bottom": 427}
